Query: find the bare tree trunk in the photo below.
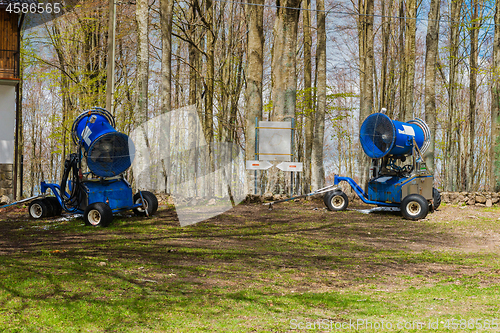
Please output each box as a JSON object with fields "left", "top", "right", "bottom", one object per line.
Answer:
{"left": 380, "top": 0, "right": 393, "bottom": 111}
{"left": 188, "top": 2, "right": 197, "bottom": 107}
{"left": 174, "top": 45, "right": 181, "bottom": 110}
{"left": 358, "top": 0, "right": 374, "bottom": 118}
{"left": 205, "top": 0, "right": 215, "bottom": 197}
{"left": 404, "top": 0, "right": 417, "bottom": 120}
{"left": 134, "top": 0, "right": 150, "bottom": 190}
{"left": 468, "top": 0, "right": 479, "bottom": 191}
{"left": 205, "top": 0, "right": 214, "bottom": 143}
{"left": 446, "top": 0, "right": 463, "bottom": 191}
{"left": 161, "top": 0, "right": 173, "bottom": 113}
{"left": 424, "top": 0, "right": 440, "bottom": 177}
{"left": 160, "top": 0, "right": 174, "bottom": 193}
{"left": 311, "top": 0, "right": 326, "bottom": 190}
{"left": 303, "top": 0, "right": 313, "bottom": 193}
{"left": 187, "top": 1, "right": 198, "bottom": 198}
{"left": 357, "top": 0, "right": 374, "bottom": 189}
{"left": 269, "top": 0, "right": 301, "bottom": 194}
{"left": 245, "top": 0, "right": 264, "bottom": 194}
{"left": 271, "top": 0, "right": 301, "bottom": 121}
{"left": 220, "top": 3, "right": 230, "bottom": 143}
{"left": 491, "top": 0, "right": 500, "bottom": 191}
{"left": 357, "top": 0, "right": 366, "bottom": 119}
{"left": 30, "top": 113, "right": 36, "bottom": 197}
{"left": 135, "top": 0, "right": 149, "bottom": 124}
{"left": 387, "top": 10, "right": 397, "bottom": 119}
{"left": 364, "top": 0, "right": 374, "bottom": 116}
{"left": 398, "top": 0, "right": 406, "bottom": 119}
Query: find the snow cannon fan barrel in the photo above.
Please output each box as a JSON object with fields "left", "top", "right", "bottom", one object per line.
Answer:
{"left": 359, "top": 113, "right": 430, "bottom": 159}
{"left": 71, "top": 108, "right": 135, "bottom": 177}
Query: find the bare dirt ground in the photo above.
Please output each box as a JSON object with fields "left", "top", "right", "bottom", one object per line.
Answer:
{"left": 0, "top": 199, "right": 499, "bottom": 293}
{"left": 0, "top": 199, "right": 498, "bottom": 255}
{"left": 425, "top": 204, "right": 500, "bottom": 252}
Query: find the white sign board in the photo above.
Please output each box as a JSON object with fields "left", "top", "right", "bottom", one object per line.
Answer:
{"left": 0, "top": 85, "right": 16, "bottom": 164}
{"left": 258, "top": 121, "right": 291, "bottom": 161}
{"left": 276, "top": 162, "right": 303, "bottom": 172}
{"left": 246, "top": 160, "right": 273, "bottom": 170}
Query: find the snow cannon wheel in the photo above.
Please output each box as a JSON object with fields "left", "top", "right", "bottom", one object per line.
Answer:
{"left": 46, "top": 197, "right": 63, "bottom": 216}
{"left": 84, "top": 202, "right": 113, "bottom": 227}
{"left": 401, "top": 194, "right": 429, "bottom": 220}
{"left": 133, "top": 191, "right": 158, "bottom": 217}
{"left": 29, "top": 199, "right": 50, "bottom": 219}
{"left": 432, "top": 188, "right": 441, "bottom": 210}
{"left": 324, "top": 191, "right": 349, "bottom": 211}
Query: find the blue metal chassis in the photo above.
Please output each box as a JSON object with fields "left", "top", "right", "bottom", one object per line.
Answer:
{"left": 333, "top": 175, "right": 405, "bottom": 207}
{"left": 40, "top": 179, "right": 142, "bottom": 214}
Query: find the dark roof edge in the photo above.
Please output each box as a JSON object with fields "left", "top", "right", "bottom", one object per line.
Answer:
{"left": 0, "top": 0, "right": 39, "bottom": 5}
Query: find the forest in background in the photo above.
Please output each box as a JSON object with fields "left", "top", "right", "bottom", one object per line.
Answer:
{"left": 16, "top": 0, "right": 500, "bottom": 198}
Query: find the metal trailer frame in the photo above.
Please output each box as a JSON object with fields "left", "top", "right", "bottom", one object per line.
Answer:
{"left": 0, "top": 194, "right": 42, "bottom": 210}
{"left": 263, "top": 176, "right": 401, "bottom": 209}
{"left": 332, "top": 175, "right": 399, "bottom": 207}
{"left": 263, "top": 174, "right": 433, "bottom": 209}
{"left": 39, "top": 180, "right": 144, "bottom": 215}
{"left": 263, "top": 183, "right": 341, "bottom": 208}
{"left": 1, "top": 181, "right": 145, "bottom": 215}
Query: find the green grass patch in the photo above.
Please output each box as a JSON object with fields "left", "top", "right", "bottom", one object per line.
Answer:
{"left": 0, "top": 202, "right": 500, "bottom": 331}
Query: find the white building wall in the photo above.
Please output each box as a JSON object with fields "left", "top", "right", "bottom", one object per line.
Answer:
{"left": 0, "top": 85, "right": 16, "bottom": 164}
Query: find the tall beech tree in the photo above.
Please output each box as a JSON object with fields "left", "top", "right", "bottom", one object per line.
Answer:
{"left": 303, "top": 0, "right": 313, "bottom": 193}
{"left": 492, "top": 0, "right": 500, "bottom": 191}
{"left": 311, "top": 0, "right": 326, "bottom": 190}
{"left": 356, "top": 0, "right": 374, "bottom": 189}
{"left": 271, "top": 0, "right": 301, "bottom": 121}
{"left": 423, "top": 0, "right": 440, "bottom": 176}
{"left": 245, "top": 0, "right": 265, "bottom": 192}
{"left": 135, "top": 0, "right": 149, "bottom": 124}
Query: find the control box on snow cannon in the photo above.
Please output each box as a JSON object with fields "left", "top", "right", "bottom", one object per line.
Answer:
{"left": 324, "top": 112, "right": 440, "bottom": 221}
{"left": 27, "top": 107, "right": 157, "bottom": 227}
{"left": 71, "top": 108, "right": 135, "bottom": 177}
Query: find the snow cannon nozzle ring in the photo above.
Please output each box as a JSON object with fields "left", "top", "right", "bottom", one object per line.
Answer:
{"left": 359, "top": 113, "right": 430, "bottom": 159}
{"left": 70, "top": 107, "right": 135, "bottom": 178}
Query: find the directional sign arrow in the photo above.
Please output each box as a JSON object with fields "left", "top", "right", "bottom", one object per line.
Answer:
{"left": 246, "top": 160, "right": 273, "bottom": 170}
{"left": 276, "top": 162, "right": 303, "bottom": 172}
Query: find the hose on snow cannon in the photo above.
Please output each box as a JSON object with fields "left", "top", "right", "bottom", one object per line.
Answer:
{"left": 71, "top": 107, "right": 135, "bottom": 177}
{"left": 359, "top": 113, "right": 430, "bottom": 159}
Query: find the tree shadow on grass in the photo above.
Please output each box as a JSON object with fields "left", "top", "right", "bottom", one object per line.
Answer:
{"left": 0, "top": 201, "right": 492, "bottom": 330}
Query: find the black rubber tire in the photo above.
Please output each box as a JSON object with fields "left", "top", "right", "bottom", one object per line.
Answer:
{"left": 46, "top": 197, "right": 63, "bottom": 216}
{"left": 28, "top": 199, "right": 50, "bottom": 219}
{"left": 323, "top": 191, "right": 334, "bottom": 207}
{"left": 433, "top": 188, "right": 441, "bottom": 210}
{"left": 401, "top": 194, "right": 429, "bottom": 220}
{"left": 133, "top": 191, "right": 158, "bottom": 216}
{"left": 324, "top": 191, "right": 349, "bottom": 211}
{"left": 84, "top": 202, "right": 113, "bottom": 227}
{"left": 43, "top": 198, "right": 56, "bottom": 217}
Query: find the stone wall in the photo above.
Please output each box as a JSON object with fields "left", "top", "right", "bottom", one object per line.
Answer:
{"left": 440, "top": 191, "right": 499, "bottom": 207}
{"left": 245, "top": 191, "right": 500, "bottom": 207}
{"left": 0, "top": 164, "right": 13, "bottom": 199}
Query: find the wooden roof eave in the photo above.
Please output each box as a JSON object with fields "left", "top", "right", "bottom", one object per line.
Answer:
{"left": 0, "top": 78, "right": 21, "bottom": 86}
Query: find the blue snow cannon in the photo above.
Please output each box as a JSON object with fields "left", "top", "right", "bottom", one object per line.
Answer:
{"left": 72, "top": 109, "right": 135, "bottom": 177}
{"left": 326, "top": 112, "right": 439, "bottom": 221}
{"left": 359, "top": 113, "right": 430, "bottom": 159}
{"left": 27, "top": 107, "right": 158, "bottom": 227}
